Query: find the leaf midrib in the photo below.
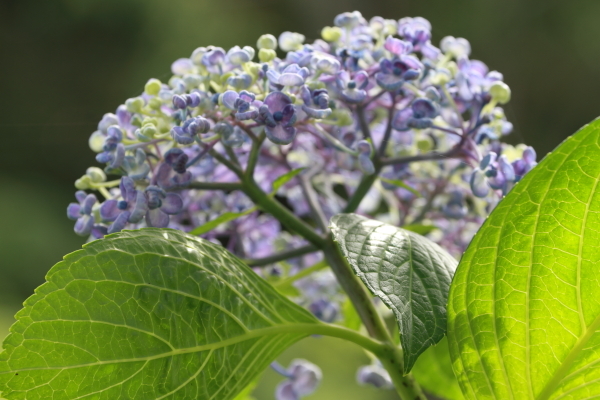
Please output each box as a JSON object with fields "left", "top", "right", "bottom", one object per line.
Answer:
{"left": 0, "top": 323, "right": 315, "bottom": 374}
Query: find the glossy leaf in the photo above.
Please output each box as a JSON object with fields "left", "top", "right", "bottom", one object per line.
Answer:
{"left": 331, "top": 213, "right": 457, "bottom": 372}
{"left": 448, "top": 118, "right": 600, "bottom": 399}
{"left": 0, "top": 228, "right": 318, "bottom": 400}
{"left": 412, "top": 337, "right": 463, "bottom": 400}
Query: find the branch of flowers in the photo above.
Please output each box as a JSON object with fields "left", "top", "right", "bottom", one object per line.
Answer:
{"left": 245, "top": 130, "right": 266, "bottom": 178}
{"left": 380, "top": 143, "right": 464, "bottom": 166}
{"left": 244, "top": 243, "right": 318, "bottom": 267}
{"left": 343, "top": 165, "right": 382, "bottom": 213}
{"left": 235, "top": 122, "right": 259, "bottom": 142}
{"left": 186, "top": 139, "right": 219, "bottom": 168}
{"left": 363, "top": 90, "right": 387, "bottom": 107}
{"left": 377, "top": 102, "right": 395, "bottom": 157}
{"left": 181, "top": 182, "right": 243, "bottom": 191}
{"left": 206, "top": 147, "right": 245, "bottom": 179}
{"left": 240, "top": 177, "right": 327, "bottom": 248}
{"left": 298, "top": 173, "right": 329, "bottom": 233}
{"left": 355, "top": 105, "right": 372, "bottom": 140}
{"left": 225, "top": 145, "right": 241, "bottom": 167}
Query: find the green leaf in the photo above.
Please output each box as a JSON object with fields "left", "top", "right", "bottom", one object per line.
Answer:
{"left": 447, "top": 118, "right": 600, "bottom": 399}
{"left": 0, "top": 228, "right": 318, "bottom": 400}
{"left": 380, "top": 177, "right": 421, "bottom": 197}
{"left": 330, "top": 213, "right": 458, "bottom": 372}
{"left": 272, "top": 168, "right": 305, "bottom": 193}
{"left": 412, "top": 337, "right": 464, "bottom": 400}
{"left": 190, "top": 207, "right": 256, "bottom": 235}
{"left": 402, "top": 224, "right": 438, "bottom": 235}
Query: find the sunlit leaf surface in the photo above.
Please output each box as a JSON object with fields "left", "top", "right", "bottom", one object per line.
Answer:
{"left": 0, "top": 228, "right": 317, "bottom": 400}
{"left": 448, "top": 119, "right": 600, "bottom": 399}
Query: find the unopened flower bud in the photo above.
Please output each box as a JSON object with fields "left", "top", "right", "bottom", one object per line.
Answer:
{"left": 257, "top": 34, "right": 277, "bottom": 50}
{"left": 125, "top": 97, "right": 145, "bottom": 113}
{"left": 86, "top": 167, "right": 106, "bottom": 183}
{"left": 489, "top": 81, "right": 511, "bottom": 104}
{"left": 259, "top": 48, "right": 277, "bottom": 63}
{"left": 279, "top": 32, "right": 305, "bottom": 52}
{"left": 144, "top": 78, "right": 162, "bottom": 95}
{"left": 321, "top": 26, "right": 342, "bottom": 42}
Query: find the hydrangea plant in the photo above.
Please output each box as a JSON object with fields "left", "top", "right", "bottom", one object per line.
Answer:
{"left": 4, "top": 10, "right": 600, "bottom": 400}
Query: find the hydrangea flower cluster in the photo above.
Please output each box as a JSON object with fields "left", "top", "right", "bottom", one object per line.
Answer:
{"left": 67, "top": 11, "right": 537, "bottom": 396}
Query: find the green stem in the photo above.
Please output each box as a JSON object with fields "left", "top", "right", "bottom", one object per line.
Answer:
{"left": 322, "top": 235, "right": 390, "bottom": 342}
{"left": 181, "top": 182, "right": 242, "bottom": 191}
{"left": 307, "top": 323, "right": 386, "bottom": 356}
{"left": 241, "top": 178, "right": 326, "bottom": 248}
{"left": 343, "top": 165, "right": 382, "bottom": 213}
{"left": 380, "top": 356, "right": 427, "bottom": 400}
{"left": 244, "top": 243, "right": 318, "bottom": 267}
{"left": 245, "top": 131, "right": 266, "bottom": 178}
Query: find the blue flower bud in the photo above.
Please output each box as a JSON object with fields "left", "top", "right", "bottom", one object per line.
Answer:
{"left": 356, "top": 363, "right": 393, "bottom": 389}
{"left": 164, "top": 148, "right": 189, "bottom": 174}
{"left": 172, "top": 94, "right": 187, "bottom": 110}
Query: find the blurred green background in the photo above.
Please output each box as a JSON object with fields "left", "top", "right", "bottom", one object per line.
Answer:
{"left": 1, "top": 0, "right": 599, "bottom": 398}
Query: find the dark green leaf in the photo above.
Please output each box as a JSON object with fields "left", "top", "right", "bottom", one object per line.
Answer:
{"left": 412, "top": 337, "right": 463, "bottom": 400}
{"left": 190, "top": 207, "right": 256, "bottom": 235}
{"left": 0, "top": 228, "right": 318, "bottom": 400}
{"left": 402, "top": 224, "right": 438, "bottom": 235}
{"left": 331, "top": 213, "right": 457, "bottom": 372}
{"left": 272, "top": 168, "right": 305, "bottom": 193}
{"left": 380, "top": 177, "right": 421, "bottom": 197}
{"left": 448, "top": 118, "right": 600, "bottom": 399}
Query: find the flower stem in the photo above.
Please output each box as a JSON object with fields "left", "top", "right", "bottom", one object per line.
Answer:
{"left": 244, "top": 243, "right": 318, "bottom": 267}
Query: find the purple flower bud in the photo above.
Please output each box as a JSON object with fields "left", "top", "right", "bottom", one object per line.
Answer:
{"left": 308, "top": 299, "right": 339, "bottom": 322}
{"left": 384, "top": 36, "right": 413, "bottom": 56}
{"left": 356, "top": 363, "right": 393, "bottom": 389}
{"left": 171, "top": 58, "right": 195, "bottom": 75}
{"left": 172, "top": 95, "right": 187, "bottom": 110}
{"left": 164, "top": 148, "right": 189, "bottom": 174}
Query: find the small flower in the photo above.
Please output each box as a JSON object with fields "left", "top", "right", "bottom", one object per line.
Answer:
{"left": 257, "top": 91, "right": 297, "bottom": 145}
{"left": 278, "top": 32, "right": 305, "bottom": 52}
{"left": 383, "top": 36, "right": 413, "bottom": 56}
{"left": 356, "top": 362, "right": 393, "bottom": 389}
{"left": 308, "top": 299, "right": 339, "bottom": 322}
{"left": 356, "top": 140, "right": 375, "bottom": 175}
{"left": 398, "top": 17, "right": 432, "bottom": 47}
{"left": 144, "top": 186, "right": 184, "bottom": 227}
{"left": 267, "top": 64, "right": 310, "bottom": 87}
{"left": 375, "top": 59, "right": 419, "bottom": 91}
{"left": 154, "top": 148, "right": 193, "bottom": 189}
{"left": 512, "top": 146, "right": 537, "bottom": 180}
{"left": 311, "top": 54, "right": 341, "bottom": 75}
{"left": 470, "top": 152, "right": 516, "bottom": 197}
{"left": 171, "top": 58, "right": 195, "bottom": 75}
{"left": 100, "top": 177, "right": 148, "bottom": 234}
{"left": 442, "top": 191, "right": 468, "bottom": 219}
{"left": 95, "top": 125, "right": 125, "bottom": 169}
{"left": 300, "top": 86, "right": 332, "bottom": 119}
{"left": 274, "top": 360, "right": 322, "bottom": 400}
{"left": 392, "top": 98, "right": 438, "bottom": 131}
{"left": 214, "top": 122, "right": 245, "bottom": 148}
{"left": 334, "top": 11, "right": 365, "bottom": 29}
{"left": 122, "top": 148, "right": 150, "bottom": 180}
{"left": 67, "top": 191, "right": 98, "bottom": 236}
{"left": 201, "top": 47, "right": 226, "bottom": 73}
{"left": 336, "top": 70, "right": 369, "bottom": 103}
{"left": 171, "top": 116, "right": 211, "bottom": 145}
{"left": 226, "top": 45, "right": 254, "bottom": 65}
{"left": 440, "top": 36, "right": 471, "bottom": 59}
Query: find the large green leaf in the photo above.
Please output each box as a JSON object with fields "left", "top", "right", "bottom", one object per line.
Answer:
{"left": 330, "top": 213, "right": 457, "bottom": 372}
{"left": 447, "top": 118, "right": 600, "bottom": 399}
{"left": 412, "top": 337, "right": 463, "bottom": 400}
{"left": 0, "top": 228, "right": 318, "bottom": 400}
